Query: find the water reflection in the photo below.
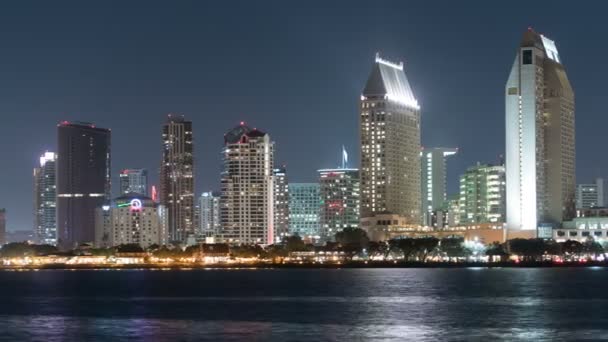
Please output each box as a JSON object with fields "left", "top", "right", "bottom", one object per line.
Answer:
{"left": 0, "top": 269, "right": 607, "bottom": 341}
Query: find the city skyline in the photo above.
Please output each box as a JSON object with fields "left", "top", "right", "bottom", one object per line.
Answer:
{"left": 1, "top": 2, "right": 607, "bottom": 231}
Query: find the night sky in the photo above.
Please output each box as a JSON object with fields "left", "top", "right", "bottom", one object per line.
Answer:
{"left": 0, "top": 1, "right": 605, "bottom": 231}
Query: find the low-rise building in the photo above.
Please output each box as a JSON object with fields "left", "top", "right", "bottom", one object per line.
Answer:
{"left": 95, "top": 194, "right": 168, "bottom": 249}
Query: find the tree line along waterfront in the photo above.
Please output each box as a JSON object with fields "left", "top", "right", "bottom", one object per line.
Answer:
{"left": 0, "top": 228, "right": 606, "bottom": 269}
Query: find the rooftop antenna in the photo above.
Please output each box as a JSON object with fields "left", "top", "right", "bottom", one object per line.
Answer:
{"left": 342, "top": 146, "right": 348, "bottom": 169}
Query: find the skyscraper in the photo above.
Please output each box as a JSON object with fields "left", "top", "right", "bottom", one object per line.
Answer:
{"left": 360, "top": 53, "right": 421, "bottom": 225}
{"left": 421, "top": 147, "right": 458, "bottom": 226}
{"left": 318, "top": 168, "right": 360, "bottom": 241}
{"left": 506, "top": 29, "right": 575, "bottom": 234}
{"left": 160, "top": 114, "right": 195, "bottom": 243}
{"left": 273, "top": 166, "right": 289, "bottom": 242}
{"left": 199, "top": 191, "right": 221, "bottom": 237}
{"left": 119, "top": 168, "right": 148, "bottom": 195}
{"left": 57, "top": 121, "right": 111, "bottom": 250}
{"left": 220, "top": 123, "right": 275, "bottom": 244}
{"left": 33, "top": 151, "right": 57, "bottom": 245}
{"left": 576, "top": 178, "right": 605, "bottom": 209}
{"left": 459, "top": 163, "right": 506, "bottom": 225}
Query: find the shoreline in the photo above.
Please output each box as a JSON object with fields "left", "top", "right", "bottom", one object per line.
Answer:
{"left": 1, "top": 261, "right": 606, "bottom": 270}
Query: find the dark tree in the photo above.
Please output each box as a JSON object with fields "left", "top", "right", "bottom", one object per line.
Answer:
{"left": 335, "top": 228, "right": 370, "bottom": 251}
{"left": 561, "top": 240, "right": 583, "bottom": 257}
{"left": 485, "top": 242, "right": 509, "bottom": 262}
{"left": 0, "top": 242, "right": 34, "bottom": 258}
{"left": 440, "top": 237, "right": 470, "bottom": 261}
{"left": 31, "top": 244, "right": 59, "bottom": 256}
{"left": 115, "top": 243, "right": 144, "bottom": 253}
{"left": 284, "top": 235, "right": 307, "bottom": 252}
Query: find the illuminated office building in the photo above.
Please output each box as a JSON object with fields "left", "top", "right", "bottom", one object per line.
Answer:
{"left": 33, "top": 151, "right": 57, "bottom": 245}
{"left": 505, "top": 29, "right": 575, "bottom": 233}
{"left": 576, "top": 178, "right": 604, "bottom": 209}
{"left": 459, "top": 163, "right": 506, "bottom": 225}
{"left": 119, "top": 168, "right": 148, "bottom": 195}
{"left": 273, "top": 166, "right": 289, "bottom": 242}
{"left": 421, "top": 147, "right": 458, "bottom": 227}
{"left": 289, "top": 183, "right": 321, "bottom": 239}
{"left": 318, "top": 168, "right": 360, "bottom": 240}
{"left": 160, "top": 114, "right": 195, "bottom": 242}
{"left": 220, "top": 123, "right": 275, "bottom": 244}
{"left": 57, "top": 121, "right": 111, "bottom": 250}
{"left": 199, "top": 191, "right": 221, "bottom": 237}
{"left": 360, "top": 53, "right": 421, "bottom": 225}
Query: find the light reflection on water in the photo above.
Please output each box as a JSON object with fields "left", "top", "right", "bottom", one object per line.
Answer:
{"left": 0, "top": 268, "right": 607, "bottom": 341}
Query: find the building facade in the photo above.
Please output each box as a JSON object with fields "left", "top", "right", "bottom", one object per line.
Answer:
{"left": 288, "top": 183, "right": 321, "bottom": 240}
{"left": 119, "top": 169, "right": 148, "bottom": 195}
{"left": 459, "top": 163, "right": 506, "bottom": 225}
{"left": 505, "top": 29, "right": 575, "bottom": 233}
{"left": 160, "top": 114, "right": 195, "bottom": 243}
{"left": 95, "top": 194, "right": 167, "bottom": 249}
{"left": 318, "top": 168, "right": 360, "bottom": 241}
{"left": 220, "top": 124, "right": 275, "bottom": 245}
{"left": 33, "top": 151, "right": 57, "bottom": 245}
{"left": 273, "top": 166, "right": 289, "bottom": 242}
{"left": 421, "top": 147, "right": 458, "bottom": 227}
{"left": 199, "top": 191, "right": 221, "bottom": 237}
{"left": 57, "top": 121, "right": 111, "bottom": 250}
{"left": 360, "top": 53, "right": 421, "bottom": 225}
{"left": 576, "top": 178, "right": 604, "bottom": 209}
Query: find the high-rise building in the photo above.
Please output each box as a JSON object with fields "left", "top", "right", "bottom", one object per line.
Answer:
{"left": 160, "top": 114, "right": 195, "bottom": 243}
{"left": 506, "top": 29, "right": 575, "bottom": 234}
{"left": 94, "top": 194, "right": 167, "bottom": 249}
{"left": 33, "top": 151, "right": 57, "bottom": 245}
{"left": 220, "top": 123, "right": 275, "bottom": 244}
{"left": 459, "top": 163, "right": 506, "bottom": 225}
{"left": 57, "top": 121, "right": 111, "bottom": 250}
{"left": 273, "top": 166, "right": 289, "bottom": 242}
{"left": 576, "top": 178, "right": 605, "bottom": 209}
{"left": 199, "top": 191, "right": 221, "bottom": 237}
{"left": 288, "top": 183, "right": 321, "bottom": 240}
{"left": 421, "top": 147, "right": 458, "bottom": 226}
{"left": 119, "top": 169, "right": 148, "bottom": 195}
{"left": 360, "top": 53, "right": 421, "bottom": 225}
{"left": 318, "top": 168, "right": 360, "bottom": 241}
{"left": 447, "top": 196, "right": 460, "bottom": 227}
{"left": 0, "top": 209, "right": 5, "bottom": 245}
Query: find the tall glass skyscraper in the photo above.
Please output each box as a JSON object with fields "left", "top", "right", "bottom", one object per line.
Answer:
{"left": 220, "top": 123, "right": 275, "bottom": 244}
{"left": 288, "top": 183, "right": 321, "bottom": 239}
{"left": 160, "top": 114, "right": 195, "bottom": 243}
{"left": 360, "top": 53, "right": 421, "bottom": 225}
{"left": 33, "top": 151, "right": 57, "bottom": 245}
{"left": 505, "top": 29, "right": 575, "bottom": 234}
{"left": 57, "top": 121, "right": 111, "bottom": 250}
{"left": 119, "top": 168, "right": 148, "bottom": 195}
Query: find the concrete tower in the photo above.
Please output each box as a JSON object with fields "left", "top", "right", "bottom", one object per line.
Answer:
{"left": 505, "top": 29, "right": 575, "bottom": 235}
{"left": 360, "top": 53, "right": 421, "bottom": 224}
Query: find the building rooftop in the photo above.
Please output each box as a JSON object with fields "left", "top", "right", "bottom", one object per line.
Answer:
{"left": 224, "top": 123, "right": 267, "bottom": 144}
{"left": 362, "top": 53, "right": 419, "bottom": 109}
